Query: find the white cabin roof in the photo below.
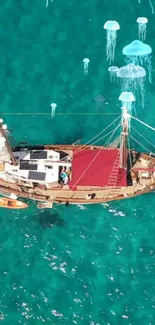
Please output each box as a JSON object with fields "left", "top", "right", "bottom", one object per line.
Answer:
{"left": 4, "top": 149, "right": 60, "bottom": 184}
{"left": 13, "top": 149, "right": 60, "bottom": 161}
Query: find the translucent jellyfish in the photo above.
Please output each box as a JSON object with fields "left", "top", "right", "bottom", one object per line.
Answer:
{"left": 122, "top": 40, "right": 152, "bottom": 82}
{"left": 83, "top": 58, "right": 90, "bottom": 75}
{"left": 137, "top": 17, "right": 148, "bottom": 41}
{"left": 119, "top": 92, "right": 135, "bottom": 128}
{"left": 94, "top": 95, "right": 105, "bottom": 109}
{"left": 108, "top": 66, "right": 119, "bottom": 83}
{"left": 123, "top": 40, "right": 151, "bottom": 56}
{"left": 103, "top": 21, "right": 120, "bottom": 63}
{"left": 119, "top": 92, "right": 135, "bottom": 103}
{"left": 50, "top": 103, "right": 57, "bottom": 118}
{"left": 117, "top": 63, "right": 146, "bottom": 79}
{"left": 119, "top": 92, "right": 135, "bottom": 116}
{"left": 117, "top": 63, "right": 146, "bottom": 108}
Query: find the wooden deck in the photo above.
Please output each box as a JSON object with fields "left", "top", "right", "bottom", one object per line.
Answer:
{"left": 0, "top": 145, "right": 155, "bottom": 206}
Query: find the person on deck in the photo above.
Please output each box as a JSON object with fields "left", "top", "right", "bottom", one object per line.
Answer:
{"left": 60, "top": 168, "right": 69, "bottom": 185}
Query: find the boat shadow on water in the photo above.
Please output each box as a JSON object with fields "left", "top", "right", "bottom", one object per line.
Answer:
{"left": 39, "top": 210, "right": 65, "bottom": 228}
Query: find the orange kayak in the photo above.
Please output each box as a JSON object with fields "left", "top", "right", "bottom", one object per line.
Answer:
{"left": 0, "top": 198, "right": 28, "bottom": 209}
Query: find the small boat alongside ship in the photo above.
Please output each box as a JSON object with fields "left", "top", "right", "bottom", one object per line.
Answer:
{"left": 0, "top": 197, "right": 28, "bottom": 209}
{"left": 0, "top": 101, "right": 154, "bottom": 208}
{"left": 0, "top": 188, "right": 27, "bottom": 209}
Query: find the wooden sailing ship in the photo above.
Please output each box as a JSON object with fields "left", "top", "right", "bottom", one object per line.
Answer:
{"left": 0, "top": 104, "right": 155, "bottom": 208}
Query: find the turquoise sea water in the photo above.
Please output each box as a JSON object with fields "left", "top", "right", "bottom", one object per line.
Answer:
{"left": 0, "top": 0, "right": 155, "bottom": 324}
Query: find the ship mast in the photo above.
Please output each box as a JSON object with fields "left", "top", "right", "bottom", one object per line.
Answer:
{"left": 119, "top": 106, "right": 130, "bottom": 169}
{"left": 0, "top": 119, "right": 18, "bottom": 166}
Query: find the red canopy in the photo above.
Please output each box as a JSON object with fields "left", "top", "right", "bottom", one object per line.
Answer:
{"left": 69, "top": 149, "right": 126, "bottom": 188}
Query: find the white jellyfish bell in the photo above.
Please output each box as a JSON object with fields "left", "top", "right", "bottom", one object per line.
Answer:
{"left": 137, "top": 17, "right": 148, "bottom": 42}
{"left": 50, "top": 103, "right": 57, "bottom": 118}
{"left": 122, "top": 40, "right": 152, "bottom": 83}
{"left": 119, "top": 92, "right": 135, "bottom": 102}
{"left": 103, "top": 21, "right": 120, "bottom": 63}
{"left": 117, "top": 63, "right": 146, "bottom": 79}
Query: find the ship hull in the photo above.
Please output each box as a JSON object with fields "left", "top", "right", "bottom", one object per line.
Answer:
{"left": 0, "top": 181, "right": 154, "bottom": 205}
{"left": 0, "top": 144, "right": 154, "bottom": 207}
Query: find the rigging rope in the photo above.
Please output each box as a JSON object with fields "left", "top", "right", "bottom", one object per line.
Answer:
{"left": 59, "top": 128, "right": 116, "bottom": 162}
{"left": 103, "top": 122, "right": 121, "bottom": 147}
{"left": 132, "top": 116, "right": 155, "bottom": 132}
{"left": 59, "top": 115, "right": 121, "bottom": 162}
{"left": 130, "top": 135, "right": 151, "bottom": 153}
{"left": 88, "top": 128, "right": 117, "bottom": 146}
{"left": 131, "top": 126, "right": 155, "bottom": 151}
{"left": 71, "top": 115, "right": 121, "bottom": 156}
